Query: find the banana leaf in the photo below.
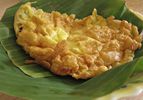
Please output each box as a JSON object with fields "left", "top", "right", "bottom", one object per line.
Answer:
{"left": 0, "top": 0, "right": 143, "bottom": 100}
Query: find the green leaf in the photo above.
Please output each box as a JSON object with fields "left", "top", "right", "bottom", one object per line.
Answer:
{"left": 73, "top": 58, "right": 138, "bottom": 97}
{"left": 0, "top": 0, "right": 143, "bottom": 100}
{"left": 1, "top": 36, "right": 54, "bottom": 78}
{"left": 127, "top": 72, "right": 143, "bottom": 83}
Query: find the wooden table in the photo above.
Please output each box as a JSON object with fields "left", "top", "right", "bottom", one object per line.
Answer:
{"left": 0, "top": 0, "right": 143, "bottom": 100}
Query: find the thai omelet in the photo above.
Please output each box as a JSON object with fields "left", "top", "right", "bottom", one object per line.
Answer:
{"left": 14, "top": 2, "right": 142, "bottom": 79}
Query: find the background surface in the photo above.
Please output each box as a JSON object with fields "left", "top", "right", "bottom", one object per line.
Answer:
{"left": 0, "top": 0, "right": 143, "bottom": 100}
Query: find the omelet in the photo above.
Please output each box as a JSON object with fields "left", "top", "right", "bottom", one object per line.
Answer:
{"left": 14, "top": 2, "right": 142, "bottom": 79}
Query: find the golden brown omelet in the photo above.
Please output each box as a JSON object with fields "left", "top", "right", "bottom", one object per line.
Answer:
{"left": 14, "top": 2, "right": 142, "bottom": 79}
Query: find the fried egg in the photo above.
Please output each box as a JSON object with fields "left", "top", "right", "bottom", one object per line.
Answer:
{"left": 14, "top": 2, "right": 142, "bottom": 79}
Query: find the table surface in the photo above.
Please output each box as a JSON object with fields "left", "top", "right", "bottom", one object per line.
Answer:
{"left": 0, "top": 0, "right": 143, "bottom": 100}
